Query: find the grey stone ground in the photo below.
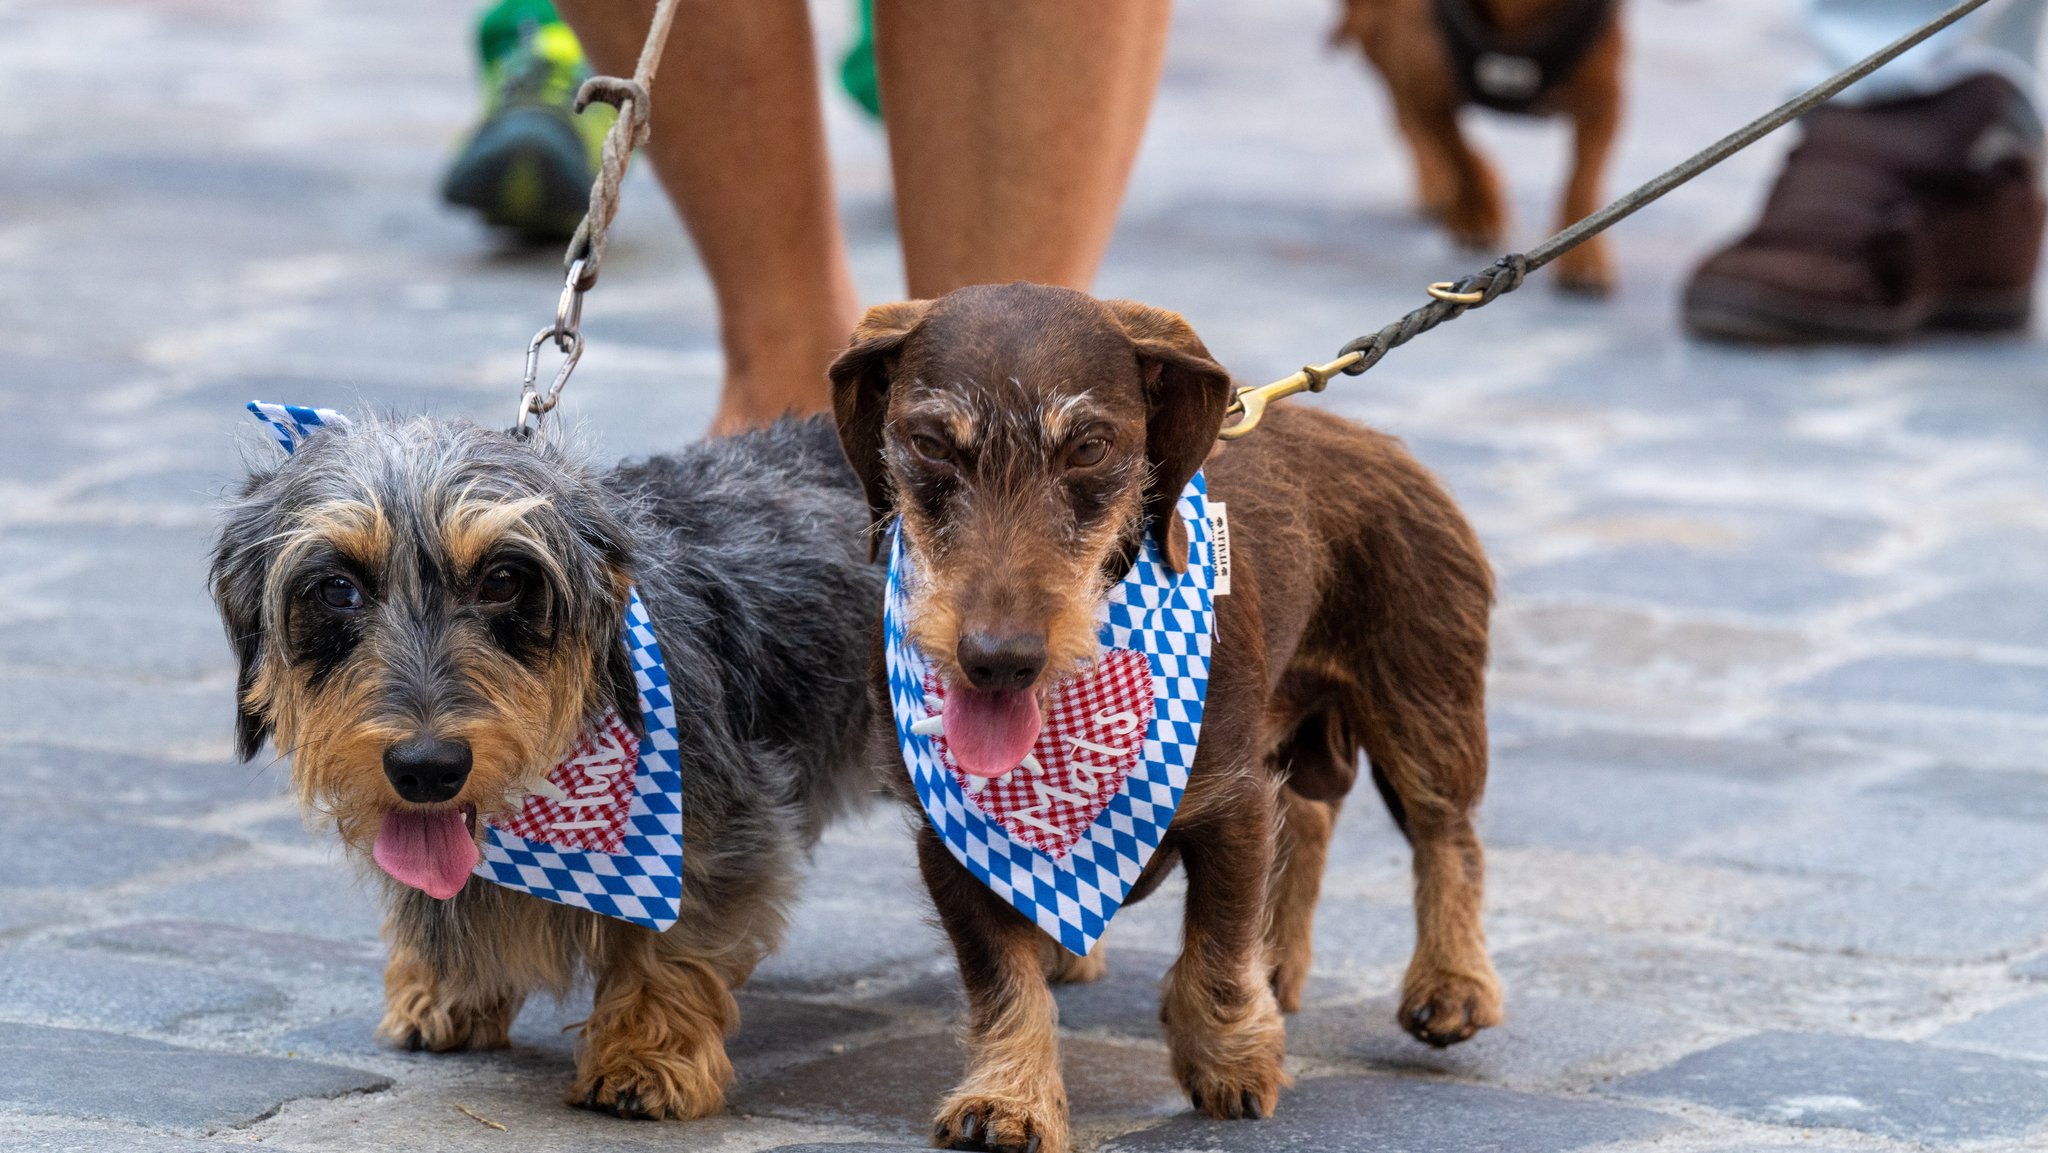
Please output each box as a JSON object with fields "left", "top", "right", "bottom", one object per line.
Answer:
{"left": 2, "top": 0, "right": 2046, "bottom": 1150}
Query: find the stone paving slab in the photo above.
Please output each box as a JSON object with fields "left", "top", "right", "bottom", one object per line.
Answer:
{"left": 0, "top": 948, "right": 289, "bottom": 1035}
{"left": 1609, "top": 1030, "right": 2048, "bottom": 1144}
{"left": 0, "top": 1022, "right": 389, "bottom": 1133}
{"left": 0, "top": 1125, "right": 254, "bottom": 1153}
{"left": 0, "top": 743, "right": 287, "bottom": 819}
{"left": 734, "top": 1034, "right": 1189, "bottom": 1138}
{"left": 1739, "top": 882, "right": 2048, "bottom": 963}
{"left": 1104, "top": 1074, "right": 1677, "bottom": 1153}
{"left": 0, "top": 812, "right": 240, "bottom": 891}
{"left": 3, "top": 0, "right": 2047, "bottom": 1148}
{"left": 1287, "top": 993, "right": 1692, "bottom": 1089}
{"left": 115, "top": 862, "right": 386, "bottom": 944}
{"left": 1930, "top": 993, "right": 2048, "bottom": 1061}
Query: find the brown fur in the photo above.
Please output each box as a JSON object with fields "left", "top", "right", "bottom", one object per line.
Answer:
{"left": 1334, "top": 0, "right": 1625, "bottom": 294}
{"left": 831, "top": 284, "right": 1502, "bottom": 1152}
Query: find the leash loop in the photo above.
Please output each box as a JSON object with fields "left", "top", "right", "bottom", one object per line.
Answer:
{"left": 1221, "top": 0, "right": 1992, "bottom": 441}
{"left": 513, "top": 0, "right": 680, "bottom": 435}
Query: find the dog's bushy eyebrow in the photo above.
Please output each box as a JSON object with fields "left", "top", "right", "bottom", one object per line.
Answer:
{"left": 898, "top": 390, "right": 980, "bottom": 445}
{"left": 1037, "top": 393, "right": 1113, "bottom": 447}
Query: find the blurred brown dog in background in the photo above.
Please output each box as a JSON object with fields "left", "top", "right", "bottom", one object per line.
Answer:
{"left": 1334, "top": 0, "right": 1624, "bottom": 293}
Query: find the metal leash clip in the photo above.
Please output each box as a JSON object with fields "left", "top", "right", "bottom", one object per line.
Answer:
{"left": 514, "top": 258, "right": 590, "bottom": 437}
{"left": 1219, "top": 351, "right": 1366, "bottom": 441}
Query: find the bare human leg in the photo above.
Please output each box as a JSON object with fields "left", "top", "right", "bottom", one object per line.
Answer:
{"left": 874, "top": 0, "right": 1172, "bottom": 297}
{"left": 553, "top": 0, "right": 859, "bottom": 434}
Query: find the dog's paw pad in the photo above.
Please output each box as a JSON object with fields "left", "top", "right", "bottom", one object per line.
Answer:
{"left": 580, "top": 1082, "right": 651, "bottom": 1120}
{"left": 571, "top": 1066, "right": 723, "bottom": 1121}
{"left": 1190, "top": 1084, "right": 1275, "bottom": 1121}
{"left": 934, "top": 1098, "right": 1062, "bottom": 1153}
{"left": 1400, "top": 972, "right": 1502, "bottom": 1048}
{"left": 1183, "top": 1063, "right": 1284, "bottom": 1122}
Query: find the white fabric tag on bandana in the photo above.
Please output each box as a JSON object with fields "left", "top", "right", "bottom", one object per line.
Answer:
{"left": 245, "top": 401, "right": 687, "bottom": 932}
{"left": 474, "top": 588, "right": 686, "bottom": 931}
{"left": 885, "top": 473, "right": 1219, "bottom": 956}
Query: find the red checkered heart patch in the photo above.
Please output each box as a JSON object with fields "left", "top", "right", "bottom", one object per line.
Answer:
{"left": 494, "top": 706, "right": 640, "bottom": 854}
{"left": 926, "top": 648, "right": 1155, "bottom": 860}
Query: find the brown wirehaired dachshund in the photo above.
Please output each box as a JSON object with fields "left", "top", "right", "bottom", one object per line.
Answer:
{"left": 1335, "top": 0, "right": 1624, "bottom": 293}
{"left": 831, "top": 282, "right": 1501, "bottom": 1153}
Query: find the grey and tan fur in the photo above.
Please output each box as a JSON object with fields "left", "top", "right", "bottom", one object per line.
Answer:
{"left": 209, "top": 413, "right": 880, "bottom": 1119}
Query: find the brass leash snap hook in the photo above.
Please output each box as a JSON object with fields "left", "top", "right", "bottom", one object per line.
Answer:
{"left": 1218, "top": 351, "right": 1366, "bottom": 441}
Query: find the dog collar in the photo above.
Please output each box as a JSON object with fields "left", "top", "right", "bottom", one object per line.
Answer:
{"left": 244, "top": 401, "right": 687, "bottom": 931}
{"left": 884, "top": 472, "right": 1222, "bottom": 956}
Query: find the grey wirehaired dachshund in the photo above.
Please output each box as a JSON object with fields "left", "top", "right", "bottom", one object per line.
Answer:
{"left": 208, "top": 413, "right": 880, "bottom": 1119}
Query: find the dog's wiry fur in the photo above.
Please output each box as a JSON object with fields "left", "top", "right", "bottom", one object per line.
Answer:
{"left": 1334, "top": 0, "right": 1624, "bottom": 293}
{"left": 211, "top": 415, "right": 879, "bottom": 1119}
{"left": 832, "top": 284, "right": 1501, "bottom": 1153}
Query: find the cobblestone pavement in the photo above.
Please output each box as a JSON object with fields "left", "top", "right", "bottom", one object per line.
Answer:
{"left": 4, "top": 0, "right": 2047, "bottom": 1150}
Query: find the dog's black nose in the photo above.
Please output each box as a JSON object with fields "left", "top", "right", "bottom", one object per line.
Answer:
{"left": 383, "top": 737, "right": 473, "bottom": 804}
{"left": 957, "top": 632, "right": 1048, "bottom": 693}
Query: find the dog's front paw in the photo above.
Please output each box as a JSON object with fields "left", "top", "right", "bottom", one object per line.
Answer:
{"left": 571, "top": 1046, "right": 730, "bottom": 1121}
{"left": 1399, "top": 969, "right": 1502, "bottom": 1048}
{"left": 1167, "top": 983, "right": 1288, "bottom": 1122}
{"left": 376, "top": 993, "right": 515, "bottom": 1053}
{"left": 933, "top": 1093, "right": 1068, "bottom": 1153}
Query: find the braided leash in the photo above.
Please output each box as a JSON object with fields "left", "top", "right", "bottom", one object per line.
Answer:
{"left": 1221, "top": 0, "right": 1994, "bottom": 439}
{"left": 515, "top": 0, "right": 682, "bottom": 437}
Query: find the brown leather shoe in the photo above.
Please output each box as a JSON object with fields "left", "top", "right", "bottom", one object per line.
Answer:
{"left": 1685, "top": 75, "right": 2045, "bottom": 343}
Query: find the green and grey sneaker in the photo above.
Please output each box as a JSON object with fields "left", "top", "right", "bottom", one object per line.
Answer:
{"left": 442, "top": 12, "right": 614, "bottom": 243}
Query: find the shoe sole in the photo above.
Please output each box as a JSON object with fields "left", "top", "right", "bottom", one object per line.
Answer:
{"left": 442, "top": 107, "right": 592, "bottom": 243}
{"left": 1684, "top": 280, "right": 2033, "bottom": 344}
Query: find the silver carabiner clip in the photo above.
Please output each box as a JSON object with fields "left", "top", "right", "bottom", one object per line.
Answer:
{"left": 515, "top": 325, "right": 585, "bottom": 436}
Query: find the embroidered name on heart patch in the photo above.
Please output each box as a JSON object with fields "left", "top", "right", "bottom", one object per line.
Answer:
{"left": 495, "top": 706, "right": 639, "bottom": 854}
{"left": 924, "top": 649, "right": 1155, "bottom": 860}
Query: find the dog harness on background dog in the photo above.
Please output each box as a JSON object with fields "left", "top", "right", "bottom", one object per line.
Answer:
{"left": 884, "top": 474, "right": 1221, "bottom": 957}
{"left": 1430, "top": 0, "right": 1618, "bottom": 114}
{"left": 245, "top": 401, "right": 687, "bottom": 931}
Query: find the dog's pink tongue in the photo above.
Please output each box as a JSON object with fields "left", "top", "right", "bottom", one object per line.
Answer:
{"left": 944, "top": 686, "right": 1043, "bottom": 777}
{"left": 372, "top": 810, "right": 476, "bottom": 900}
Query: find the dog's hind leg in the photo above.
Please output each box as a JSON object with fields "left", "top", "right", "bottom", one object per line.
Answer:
{"left": 1359, "top": 666, "right": 1502, "bottom": 1048}
{"left": 1396, "top": 105, "right": 1459, "bottom": 221}
{"left": 1162, "top": 773, "right": 1289, "bottom": 1121}
{"left": 573, "top": 922, "right": 740, "bottom": 1121}
{"left": 1265, "top": 785, "right": 1341, "bottom": 1014}
{"left": 1552, "top": 25, "right": 1624, "bottom": 295}
{"left": 922, "top": 826, "right": 1070, "bottom": 1153}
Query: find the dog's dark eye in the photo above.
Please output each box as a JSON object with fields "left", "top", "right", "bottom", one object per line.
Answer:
{"left": 909, "top": 434, "right": 954, "bottom": 465}
{"left": 477, "top": 567, "right": 522, "bottom": 605}
{"left": 316, "top": 576, "right": 363, "bottom": 611}
{"left": 1067, "top": 437, "right": 1109, "bottom": 469}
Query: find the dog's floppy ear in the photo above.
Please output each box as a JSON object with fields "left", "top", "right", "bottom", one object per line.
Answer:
{"left": 209, "top": 477, "right": 281, "bottom": 761}
{"left": 1106, "top": 300, "right": 1232, "bottom": 574}
{"left": 828, "top": 299, "right": 932, "bottom": 560}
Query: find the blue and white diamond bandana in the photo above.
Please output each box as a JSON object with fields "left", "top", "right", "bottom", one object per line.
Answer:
{"left": 474, "top": 588, "right": 686, "bottom": 931}
{"left": 885, "top": 473, "right": 1219, "bottom": 956}
{"left": 248, "top": 400, "right": 348, "bottom": 452}
{"left": 245, "top": 400, "right": 686, "bottom": 931}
